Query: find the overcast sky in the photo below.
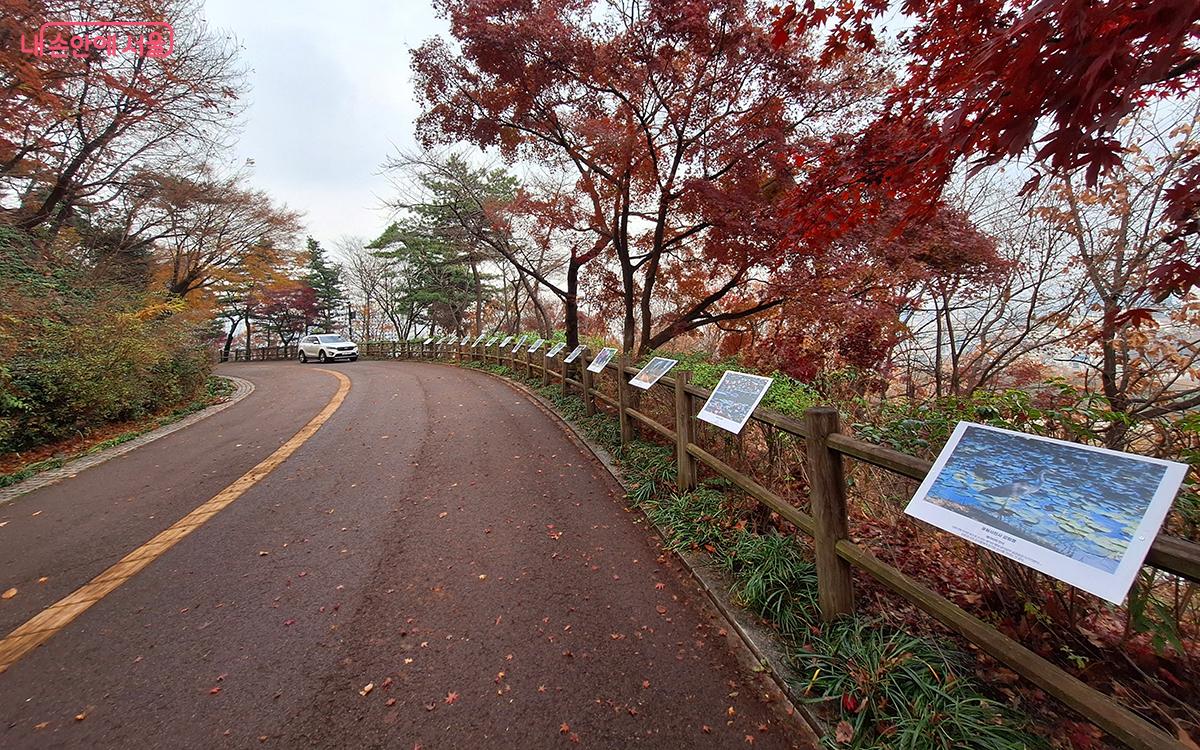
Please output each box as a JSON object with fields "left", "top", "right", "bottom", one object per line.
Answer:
{"left": 200, "top": 0, "right": 448, "bottom": 257}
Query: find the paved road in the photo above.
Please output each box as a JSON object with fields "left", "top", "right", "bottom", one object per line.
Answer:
{"left": 0, "top": 361, "right": 810, "bottom": 748}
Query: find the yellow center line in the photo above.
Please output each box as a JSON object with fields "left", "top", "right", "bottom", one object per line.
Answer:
{"left": 0, "top": 368, "right": 352, "bottom": 674}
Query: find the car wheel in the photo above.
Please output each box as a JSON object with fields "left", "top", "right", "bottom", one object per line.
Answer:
{"left": 299, "top": 351, "right": 308, "bottom": 363}
{"left": 318, "top": 350, "right": 328, "bottom": 363}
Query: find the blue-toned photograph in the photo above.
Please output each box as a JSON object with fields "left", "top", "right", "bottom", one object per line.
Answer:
{"left": 922, "top": 425, "right": 1169, "bottom": 573}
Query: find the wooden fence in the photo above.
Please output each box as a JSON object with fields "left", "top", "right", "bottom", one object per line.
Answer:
{"left": 227, "top": 346, "right": 294, "bottom": 362}
{"left": 392, "top": 339, "right": 1199, "bottom": 750}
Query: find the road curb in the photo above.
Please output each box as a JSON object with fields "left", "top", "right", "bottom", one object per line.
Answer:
{"left": 0, "top": 376, "right": 255, "bottom": 507}
{"left": 456, "top": 362, "right": 825, "bottom": 746}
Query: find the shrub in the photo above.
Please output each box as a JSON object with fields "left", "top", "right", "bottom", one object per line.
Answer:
{"left": 0, "top": 229, "right": 212, "bottom": 455}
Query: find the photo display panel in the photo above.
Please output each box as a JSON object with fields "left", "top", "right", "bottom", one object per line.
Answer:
{"left": 630, "top": 357, "right": 678, "bottom": 390}
{"left": 500, "top": 336, "right": 513, "bottom": 348}
{"left": 529, "top": 338, "right": 544, "bottom": 352}
{"left": 564, "top": 345, "right": 585, "bottom": 363}
{"left": 546, "top": 342, "right": 566, "bottom": 358}
{"left": 473, "top": 334, "right": 486, "bottom": 346}
{"left": 696, "top": 371, "right": 773, "bottom": 435}
{"left": 487, "top": 336, "right": 499, "bottom": 346}
{"left": 905, "top": 422, "right": 1188, "bottom": 604}
{"left": 587, "top": 347, "right": 617, "bottom": 373}
{"left": 511, "top": 335, "right": 528, "bottom": 352}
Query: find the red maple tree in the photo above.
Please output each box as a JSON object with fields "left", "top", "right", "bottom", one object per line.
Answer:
{"left": 772, "top": 0, "right": 1200, "bottom": 297}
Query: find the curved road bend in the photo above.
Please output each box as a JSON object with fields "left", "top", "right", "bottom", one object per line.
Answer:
{"left": 0, "top": 361, "right": 811, "bottom": 749}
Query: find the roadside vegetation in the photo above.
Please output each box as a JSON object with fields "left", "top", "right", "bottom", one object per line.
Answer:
{"left": 0, "top": 376, "right": 235, "bottom": 490}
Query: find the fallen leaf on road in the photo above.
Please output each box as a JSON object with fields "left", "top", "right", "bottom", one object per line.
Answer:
{"left": 560, "top": 723, "right": 570, "bottom": 734}
{"left": 31, "top": 511, "right": 41, "bottom": 517}
{"left": 360, "top": 683, "right": 374, "bottom": 696}
{"left": 655, "top": 582, "right": 665, "bottom": 590}
{"left": 655, "top": 605, "right": 667, "bottom": 615}
{"left": 438, "top": 512, "right": 448, "bottom": 518}
{"left": 835, "top": 720, "right": 854, "bottom": 744}
{"left": 445, "top": 691, "right": 459, "bottom": 704}
{"left": 702, "top": 725, "right": 711, "bottom": 734}
{"left": 745, "top": 735, "right": 755, "bottom": 744}
{"left": 381, "top": 677, "right": 394, "bottom": 688}
{"left": 385, "top": 697, "right": 396, "bottom": 707}
{"left": 642, "top": 680, "right": 650, "bottom": 689}
{"left": 37, "top": 577, "right": 48, "bottom": 584}
{"left": 2, "top": 587, "right": 16, "bottom": 599}
{"left": 34, "top": 722, "right": 49, "bottom": 730}
{"left": 75, "top": 712, "right": 87, "bottom": 721}
{"left": 258, "top": 551, "right": 269, "bottom": 556}
{"left": 210, "top": 687, "right": 221, "bottom": 695}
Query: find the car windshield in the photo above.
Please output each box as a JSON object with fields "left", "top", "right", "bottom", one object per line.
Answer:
{"left": 318, "top": 335, "right": 347, "bottom": 343}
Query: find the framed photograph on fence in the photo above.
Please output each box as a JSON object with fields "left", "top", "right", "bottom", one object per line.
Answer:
{"left": 500, "top": 336, "right": 513, "bottom": 348}
{"left": 424, "top": 337, "right": 435, "bottom": 345}
{"left": 696, "top": 371, "right": 773, "bottom": 435}
{"left": 564, "top": 345, "right": 585, "bottom": 363}
{"left": 473, "top": 335, "right": 486, "bottom": 346}
{"left": 461, "top": 335, "right": 472, "bottom": 345}
{"left": 546, "top": 343, "right": 566, "bottom": 358}
{"left": 487, "top": 337, "right": 499, "bottom": 346}
{"left": 587, "top": 347, "right": 617, "bottom": 373}
{"left": 630, "top": 357, "right": 677, "bottom": 390}
{"left": 905, "top": 422, "right": 1188, "bottom": 604}
{"left": 511, "top": 335, "right": 528, "bottom": 352}
{"left": 529, "top": 338, "right": 544, "bottom": 352}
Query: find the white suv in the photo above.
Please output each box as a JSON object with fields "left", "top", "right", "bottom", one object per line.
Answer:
{"left": 299, "top": 334, "right": 358, "bottom": 363}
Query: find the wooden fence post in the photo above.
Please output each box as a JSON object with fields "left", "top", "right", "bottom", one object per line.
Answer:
{"left": 617, "top": 356, "right": 633, "bottom": 446}
{"left": 561, "top": 354, "right": 569, "bottom": 397}
{"left": 581, "top": 349, "right": 594, "bottom": 416}
{"left": 675, "top": 370, "right": 697, "bottom": 492}
{"left": 541, "top": 352, "right": 549, "bottom": 386}
{"left": 805, "top": 406, "right": 855, "bottom": 622}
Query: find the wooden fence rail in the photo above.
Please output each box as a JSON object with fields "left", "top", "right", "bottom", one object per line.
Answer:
{"left": 386, "top": 340, "right": 1198, "bottom": 750}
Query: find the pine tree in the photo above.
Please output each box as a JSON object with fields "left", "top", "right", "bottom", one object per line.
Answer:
{"left": 304, "top": 237, "right": 346, "bottom": 333}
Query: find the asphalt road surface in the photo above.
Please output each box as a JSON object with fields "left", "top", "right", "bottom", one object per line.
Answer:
{"left": 0, "top": 361, "right": 812, "bottom": 749}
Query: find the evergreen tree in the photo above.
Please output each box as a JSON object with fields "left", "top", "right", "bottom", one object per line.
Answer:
{"left": 304, "top": 237, "right": 346, "bottom": 333}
